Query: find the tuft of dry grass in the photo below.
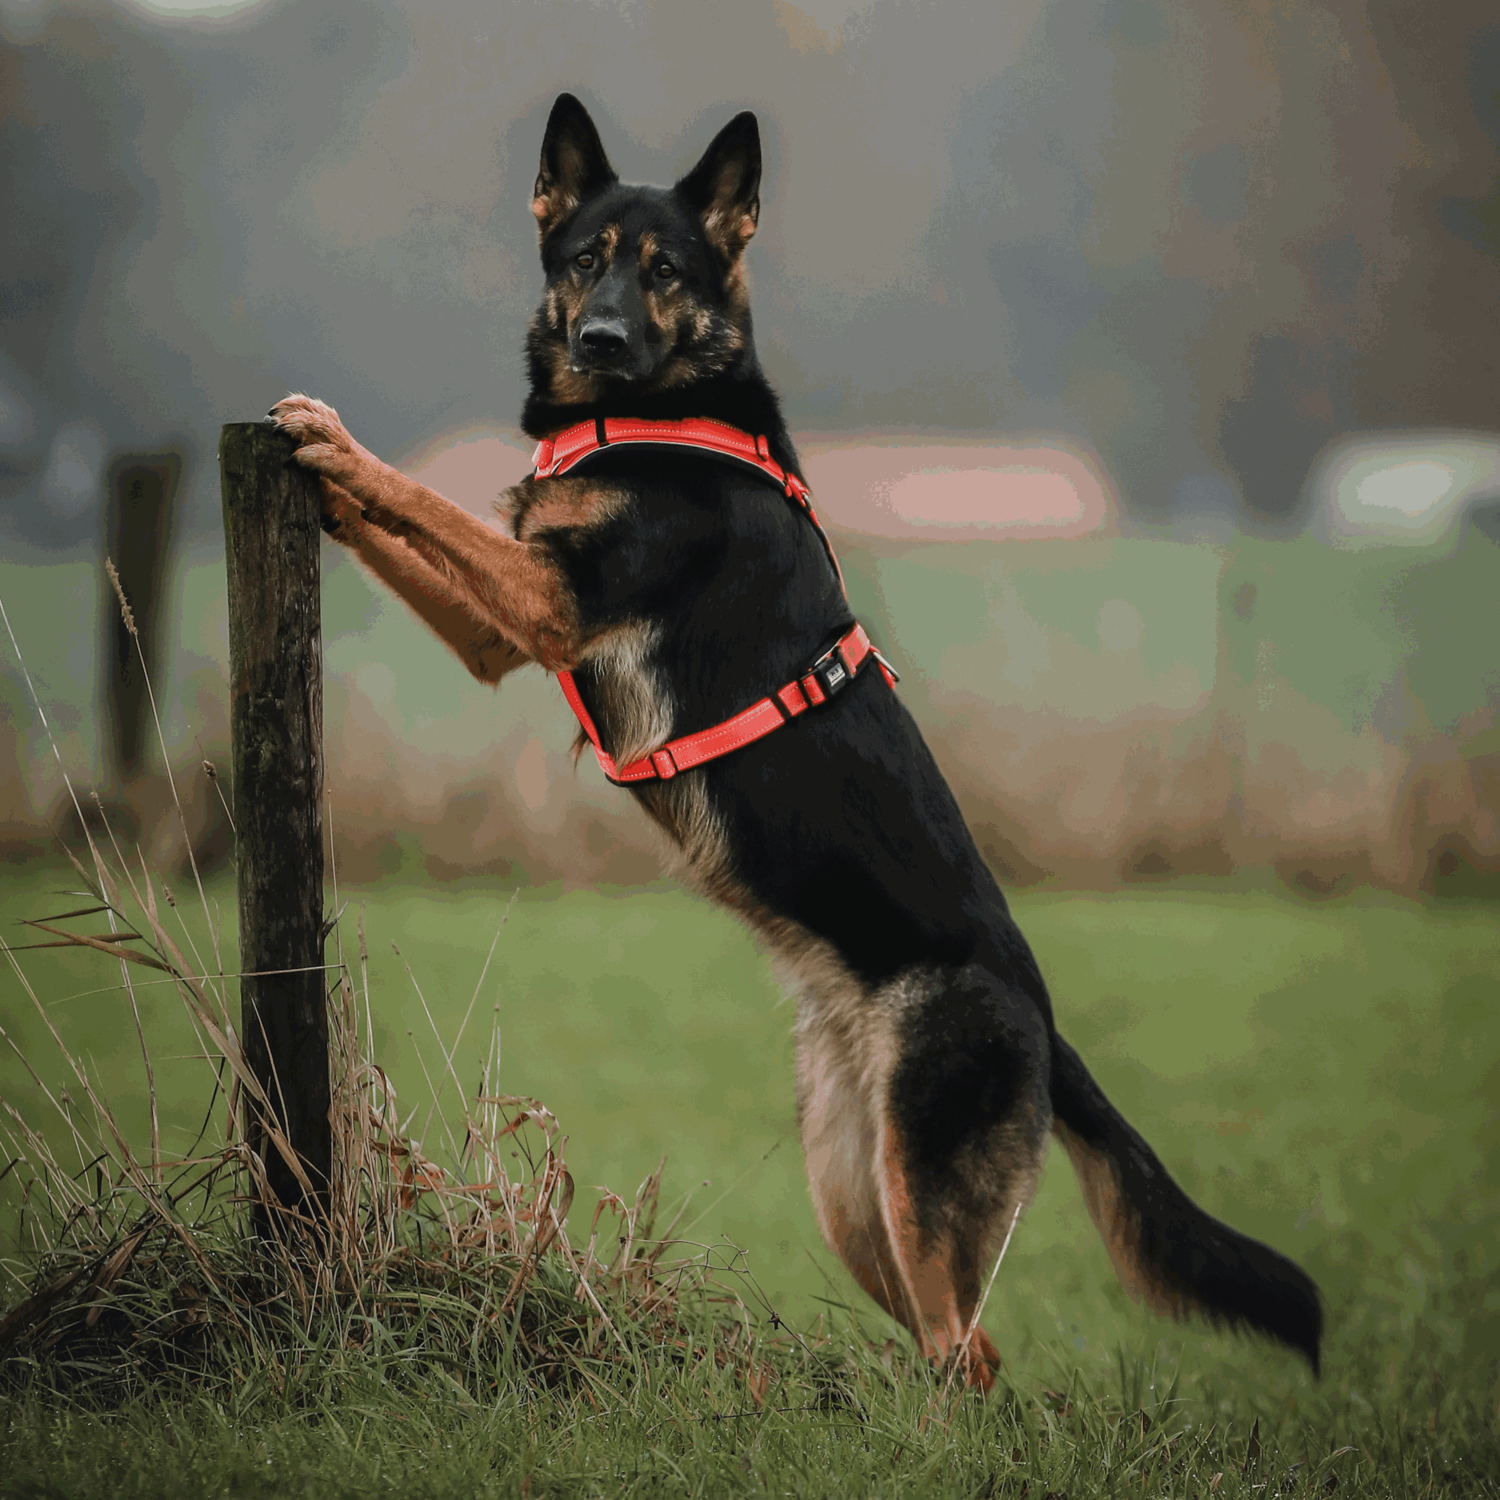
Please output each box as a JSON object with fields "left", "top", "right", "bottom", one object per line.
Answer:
{"left": 1, "top": 935, "right": 741, "bottom": 1397}
{"left": 0, "top": 568, "right": 778, "bottom": 1410}
{"left": 0, "top": 822, "right": 776, "bottom": 1409}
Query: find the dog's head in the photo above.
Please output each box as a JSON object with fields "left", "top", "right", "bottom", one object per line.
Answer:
{"left": 526, "top": 94, "right": 761, "bottom": 403}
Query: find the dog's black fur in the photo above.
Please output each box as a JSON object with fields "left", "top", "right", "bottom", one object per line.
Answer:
{"left": 273, "top": 94, "right": 1322, "bottom": 1385}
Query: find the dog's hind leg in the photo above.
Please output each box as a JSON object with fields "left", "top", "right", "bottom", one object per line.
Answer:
{"left": 883, "top": 965, "right": 1051, "bottom": 1387}
{"left": 798, "top": 965, "right": 1051, "bottom": 1390}
{"left": 796, "top": 1005, "right": 912, "bottom": 1334}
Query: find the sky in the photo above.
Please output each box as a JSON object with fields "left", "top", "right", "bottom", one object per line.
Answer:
{"left": 1, "top": 0, "right": 1497, "bottom": 554}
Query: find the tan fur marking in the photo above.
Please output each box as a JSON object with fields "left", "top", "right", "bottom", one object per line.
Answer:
{"left": 560, "top": 626, "right": 737, "bottom": 896}
{"left": 532, "top": 184, "right": 579, "bottom": 239}
{"left": 703, "top": 197, "right": 756, "bottom": 258}
{"left": 645, "top": 292, "right": 677, "bottom": 337}
{"left": 543, "top": 342, "right": 604, "bottom": 405}
{"left": 580, "top": 621, "right": 675, "bottom": 771}
{"left": 724, "top": 269, "right": 752, "bottom": 322}
{"left": 511, "top": 475, "right": 627, "bottom": 544}
{"left": 799, "top": 1018, "right": 907, "bottom": 1319}
{"left": 636, "top": 773, "right": 735, "bottom": 896}
{"left": 875, "top": 1118, "right": 1023, "bottom": 1391}
{"left": 876, "top": 1124, "right": 971, "bottom": 1355}
{"left": 646, "top": 272, "right": 749, "bottom": 390}
{"left": 547, "top": 278, "right": 592, "bottom": 333}
{"left": 706, "top": 209, "right": 729, "bottom": 240}
{"left": 1054, "top": 1120, "right": 1194, "bottom": 1321}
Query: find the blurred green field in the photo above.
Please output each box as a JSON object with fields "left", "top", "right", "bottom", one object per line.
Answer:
{"left": 5, "top": 524, "right": 1498, "bottom": 892}
{"left": 2, "top": 861, "right": 1496, "bottom": 1407}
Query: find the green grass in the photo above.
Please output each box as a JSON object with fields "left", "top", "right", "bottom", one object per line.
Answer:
{"left": 2, "top": 864, "right": 1498, "bottom": 1495}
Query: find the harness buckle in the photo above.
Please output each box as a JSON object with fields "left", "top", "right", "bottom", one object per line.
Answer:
{"left": 872, "top": 647, "right": 901, "bottom": 685}
{"left": 808, "top": 643, "right": 852, "bottom": 700}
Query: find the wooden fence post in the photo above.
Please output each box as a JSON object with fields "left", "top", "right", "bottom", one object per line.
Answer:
{"left": 219, "top": 421, "right": 330, "bottom": 1229}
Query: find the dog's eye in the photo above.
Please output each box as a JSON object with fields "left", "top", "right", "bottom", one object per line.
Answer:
{"left": 575, "top": 253, "right": 594, "bottom": 270}
{"left": 655, "top": 261, "right": 677, "bottom": 281}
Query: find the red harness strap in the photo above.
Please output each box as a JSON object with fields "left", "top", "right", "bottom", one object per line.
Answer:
{"left": 533, "top": 415, "right": 846, "bottom": 592}
{"left": 560, "top": 620, "right": 886, "bottom": 783}
{"left": 536, "top": 416, "right": 897, "bottom": 786}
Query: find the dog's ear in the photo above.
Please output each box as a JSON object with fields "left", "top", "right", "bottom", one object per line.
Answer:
{"left": 532, "top": 94, "right": 618, "bottom": 241}
{"left": 676, "top": 112, "right": 761, "bottom": 263}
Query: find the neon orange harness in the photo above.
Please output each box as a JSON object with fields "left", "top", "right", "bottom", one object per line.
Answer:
{"left": 532, "top": 416, "right": 897, "bottom": 784}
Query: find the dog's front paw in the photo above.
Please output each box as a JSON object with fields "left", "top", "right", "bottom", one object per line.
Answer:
{"left": 269, "top": 393, "right": 363, "bottom": 484}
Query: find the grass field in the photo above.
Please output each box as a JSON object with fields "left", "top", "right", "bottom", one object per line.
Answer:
{"left": 0, "top": 858, "right": 1494, "bottom": 1500}
{"left": 1, "top": 859, "right": 1497, "bottom": 1495}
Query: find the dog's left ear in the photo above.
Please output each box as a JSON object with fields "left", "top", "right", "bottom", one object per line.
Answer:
{"left": 676, "top": 112, "right": 761, "bottom": 263}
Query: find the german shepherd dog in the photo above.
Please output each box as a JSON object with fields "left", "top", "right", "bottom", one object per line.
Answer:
{"left": 272, "top": 94, "right": 1321, "bottom": 1388}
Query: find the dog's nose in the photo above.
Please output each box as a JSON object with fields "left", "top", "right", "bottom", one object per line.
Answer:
{"left": 578, "top": 317, "right": 629, "bottom": 356}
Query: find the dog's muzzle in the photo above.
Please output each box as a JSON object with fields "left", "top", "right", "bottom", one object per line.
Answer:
{"left": 577, "top": 316, "right": 629, "bottom": 359}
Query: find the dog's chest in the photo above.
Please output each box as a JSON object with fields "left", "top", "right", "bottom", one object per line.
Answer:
{"left": 582, "top": 624, "right": 675, "bottom": 771}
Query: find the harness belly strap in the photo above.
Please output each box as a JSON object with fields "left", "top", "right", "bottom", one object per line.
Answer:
{"left": 536, "top": 416, "right": 898, "bottom": 786}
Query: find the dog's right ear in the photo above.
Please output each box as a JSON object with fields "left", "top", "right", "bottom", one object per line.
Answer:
{"left": 676, "top": 112, "right": 761, "bottom": 264}
{"left": 532, "top": 94, "right": 618, "bottom": 242}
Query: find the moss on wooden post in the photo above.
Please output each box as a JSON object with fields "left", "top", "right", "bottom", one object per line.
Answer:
{"left": 219, "top": 421, "right": 330, "bottom": 1229}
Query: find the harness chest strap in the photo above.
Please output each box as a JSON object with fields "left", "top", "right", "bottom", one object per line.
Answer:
{"left": 533, "top": 414, "right": 845, "bottom": 591}
{"left": 534, "top": 416, "right": 897, "bottom": 786}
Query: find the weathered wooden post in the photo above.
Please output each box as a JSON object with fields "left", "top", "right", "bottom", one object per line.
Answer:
{"left": 219, "top": 422, "right": 330, "bottom": 1229}
{"left": 103, "top": 450, "right": 183, "bottom": 783}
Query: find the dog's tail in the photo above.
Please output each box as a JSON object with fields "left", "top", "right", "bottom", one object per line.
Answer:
{"left": 1049, "top": 1033, "right": 1322, "bottom": 1372}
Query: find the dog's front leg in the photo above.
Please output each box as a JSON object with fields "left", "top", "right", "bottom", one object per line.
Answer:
{"left": 316, "top": 476, "right": 529, "bottom": 684}
{"left": 271, "top": 395, "right": 585, "bottom": 672}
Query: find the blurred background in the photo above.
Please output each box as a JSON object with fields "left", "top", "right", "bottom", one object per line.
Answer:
{"left": 2, "top": 0, "right": 1499, "bottom": 1380}
{"left": 1, "top": 0, "right": 1496, "bottom": 897}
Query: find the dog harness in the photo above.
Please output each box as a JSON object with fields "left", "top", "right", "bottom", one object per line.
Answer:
{"left": 531, "top": 415, "right": 898, "bottom": 784}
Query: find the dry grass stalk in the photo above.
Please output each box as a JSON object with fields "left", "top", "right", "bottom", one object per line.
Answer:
{"left": 0, "top": 566, "right": 767, "bottom": 1404}
{"left": 0, "top": 820, "right": 755, "bottom": 1399}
